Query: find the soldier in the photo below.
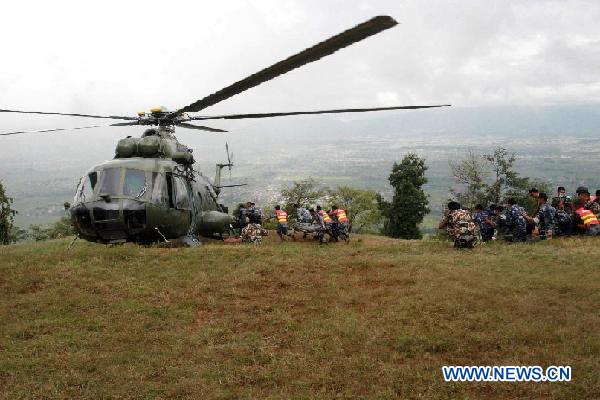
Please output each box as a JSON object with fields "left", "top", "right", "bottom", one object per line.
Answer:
{"left": 552, "top": 186, "right": 572, "bottom": 211}
{"left": 528, "top": 187, "right": 539, "bottom": 201}
{"left": 294, "top": 203, "right": 312, "bottom": 223}
{"left": 505, "top": 198, "right": 527, "bottom": 242}
{"left": 438, "top": 201, "right": 478, "bottom": 248}
{"left": 526, "top": 188, "right": 540, "bottom": 235}
{"left": 550, "top": 187, "right": 572, "bottom": 236}
{"left": 272, "top": 205, "right": 288, "bottom": 241}
{"left": 474, "top": 204, "right": 494, "bottom": 242}
{"left": 241, "top": 222, "right": 268, "bottom": 244}
{"left": 248, "top": 202, "right": 263, "bottom": 224}
{"left": 310, "top": 208, "right": 328, "bottom": 244}
{"left": 490, "top": 204, "right": 506, "bottom": 240}
{"left": 524, "top": 193, "right": 556, "bottom": 239}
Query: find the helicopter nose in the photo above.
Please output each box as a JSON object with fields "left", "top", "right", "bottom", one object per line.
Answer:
{"left": 71, "top": 199, "right": 147, "bottom": 242}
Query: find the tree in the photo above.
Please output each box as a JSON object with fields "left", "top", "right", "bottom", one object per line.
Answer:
{"left": 379, "top": 153, "right": 429, "bottom": 239}
{"left": 449, "top": 150, "right": 488, "bottom": 208}
{"left": 327, "top": 186, "right": 382, "bottom": 233}
{"left": 280, "top": 178, "right": 327, "bottom": 210}
{"left": 450, "top": 147, "right": 549, "bottom": 212}
{"left": 0, "top": 181, "right": 17, "bottom": 245}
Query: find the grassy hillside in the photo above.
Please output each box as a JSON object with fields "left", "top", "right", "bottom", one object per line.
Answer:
{"left": 0, "top": 235, "right": 598, "bottom": 399}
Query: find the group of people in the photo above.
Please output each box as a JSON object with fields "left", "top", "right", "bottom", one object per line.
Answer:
{"left": 439, "top": 186, "right": 600, "bottom": 248}
{"left": 284, "top": 204, "right": 350, "bottom": 243}
{"left": 238, "top": 201, "right": 350, "bottom": 244}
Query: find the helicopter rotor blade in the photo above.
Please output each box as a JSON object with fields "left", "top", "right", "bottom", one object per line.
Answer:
{"left": 190, "top": 105, "right": 451, "bottom": 121}
{"left": 175, "top": 122, "right": 228, "bottom": 133}
{"left": 0, "top": 121, "right": 139, "bottom": 136}
{"left": 216, "top": 183, "right": 248, "bottom": 189}
{"left": 0, "top": 108, "right": 137, "bottom": 120}
{"left": 169, "top": 16, "right": 398, "bottom": 117}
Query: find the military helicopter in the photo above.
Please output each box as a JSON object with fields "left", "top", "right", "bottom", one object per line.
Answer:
{"left": 0, "top": 16, "right": 449, "bottom": 245}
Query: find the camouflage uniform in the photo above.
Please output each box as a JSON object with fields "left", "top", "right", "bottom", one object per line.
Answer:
{"left": 551, "top": 196, "right": 573, "bottom": 236}
{"left": 584, "top": 200, "right": 600, "bottom": 217}
{"left": 440, "top": 209, "right": 478, "bottom": 247}
{"left": 551, "top": 195, "right": 572, "bottom": 212}
{"left": 296, "top": 207, "right": 312, "bottom": 223}
{"left": 533, "top": 203, "right": 556, "bottom": 239}
{"left": 505, "top": 204, "right": 527, "bottom": 242}
{"left": 241, "top": 223, "right": 268, "bottom": 244}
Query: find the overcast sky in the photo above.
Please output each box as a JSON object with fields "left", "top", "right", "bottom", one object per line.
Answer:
{"left": 1, "top": 0, "right": 599, "bottom": 128}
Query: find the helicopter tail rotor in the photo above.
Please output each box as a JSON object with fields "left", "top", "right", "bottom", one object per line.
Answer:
{"left": 226, "top": 142, "right": 233, "bottom": 178}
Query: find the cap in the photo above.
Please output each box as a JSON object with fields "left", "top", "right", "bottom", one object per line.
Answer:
{"left": 447, "top": 201, "right": 461, "bottom": 211}
{"left": 576, "top": 186, "right": 590, "bottom": 194}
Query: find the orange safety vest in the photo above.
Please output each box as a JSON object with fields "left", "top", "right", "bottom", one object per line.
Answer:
{"left": 318, "top": 209, "right": 332, "bottom": 223}
{"left": 576, "top": 208, "right": 599, "bottom": 227}
{"left": 275, "top": 210, "right": 288, "bottom": 224}
{"left": 333, "top": 208, "right": 348, "bottom": 223}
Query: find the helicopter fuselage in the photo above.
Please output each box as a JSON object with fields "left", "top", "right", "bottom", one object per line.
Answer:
{"left": 70, "top": 156, "right": 233, "bottom": 244}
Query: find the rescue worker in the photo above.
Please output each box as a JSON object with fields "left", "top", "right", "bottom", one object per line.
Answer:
{"left": 273, "top": 205, "right": 288, "bottom": 241}
{"left": 330, "top": 205, "right": 349, "bottom": 240}
{"left": 438, "top": 201, "right": 478, "bottom": 248}
{"left": 316, "top": 205, "right": 333, "bottom": 231}
{"left": 576, "top": 186, "right": 600, "bottom": 217}
{"left": 505, "top": 198, "right": 527, "bottom": 242}
{"left": 524, "top": 193, "right": 556, "bottom": 239}
{"left": 474, "top": 204, "right": 494, "bottom": 242}
{"left": 573, "top": 201, "right": 600, "bottom": 236}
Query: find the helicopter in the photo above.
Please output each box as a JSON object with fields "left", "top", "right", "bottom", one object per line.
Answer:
{"left": 0, "top": 16, "right": 449, "bottom": 245}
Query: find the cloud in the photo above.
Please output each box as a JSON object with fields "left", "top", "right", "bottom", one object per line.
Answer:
{"left": 0, "top": 0, "right": 599, "bottom": 128}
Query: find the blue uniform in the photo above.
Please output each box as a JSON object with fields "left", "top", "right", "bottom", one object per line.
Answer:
{"left": 474, "top": 210, "right": 494, "bottom": 241}
{"left": 506, "top": 204, "right": 527, "bottom": 241}
{"left": 535, "top": 203, "right": 556, "bottom": 238}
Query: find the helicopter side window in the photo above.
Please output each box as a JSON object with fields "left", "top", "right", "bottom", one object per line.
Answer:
{"left": 166, "top": 173, "right": 175, "bottom": 208}
{"left": 174, "top": 176, "right": 191, "bottom": 210}
{"left": 151, "top": 172, "right": 169, "bottom": 206}
{"left": 74, "top": 172, "right": 97, "bottom": 204}
{"left": 99, "top": 167, "right": 122, "bottom": 196}
{"left": 124, "top": 169, "right": 147, "bottom": 199}
{"left": 89, "top": 172, "right": 97, "bottom": 190}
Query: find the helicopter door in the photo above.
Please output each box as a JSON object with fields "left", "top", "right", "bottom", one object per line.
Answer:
{"left": 173, "top": 175, "right": 193, "bottom": 234}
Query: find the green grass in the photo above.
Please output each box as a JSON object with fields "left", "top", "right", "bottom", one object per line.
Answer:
{"left": 0, "top": 236, "right": 598, "bottom": 399}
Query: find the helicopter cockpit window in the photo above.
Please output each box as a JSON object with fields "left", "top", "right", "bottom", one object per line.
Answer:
{"left": 74, "top": 172, "right": 97, "bottom": 204}
{"left": 174, "top": 176, "right": 191, "bottom": 210}
{"left": 151, "top": 172, "right": 169, "bottom": 206}
{"left": 99, "top": 167, "right": 122, "bottom": 196}
{"left": 124, "top": 169, "right": 147, "bottom": 199}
